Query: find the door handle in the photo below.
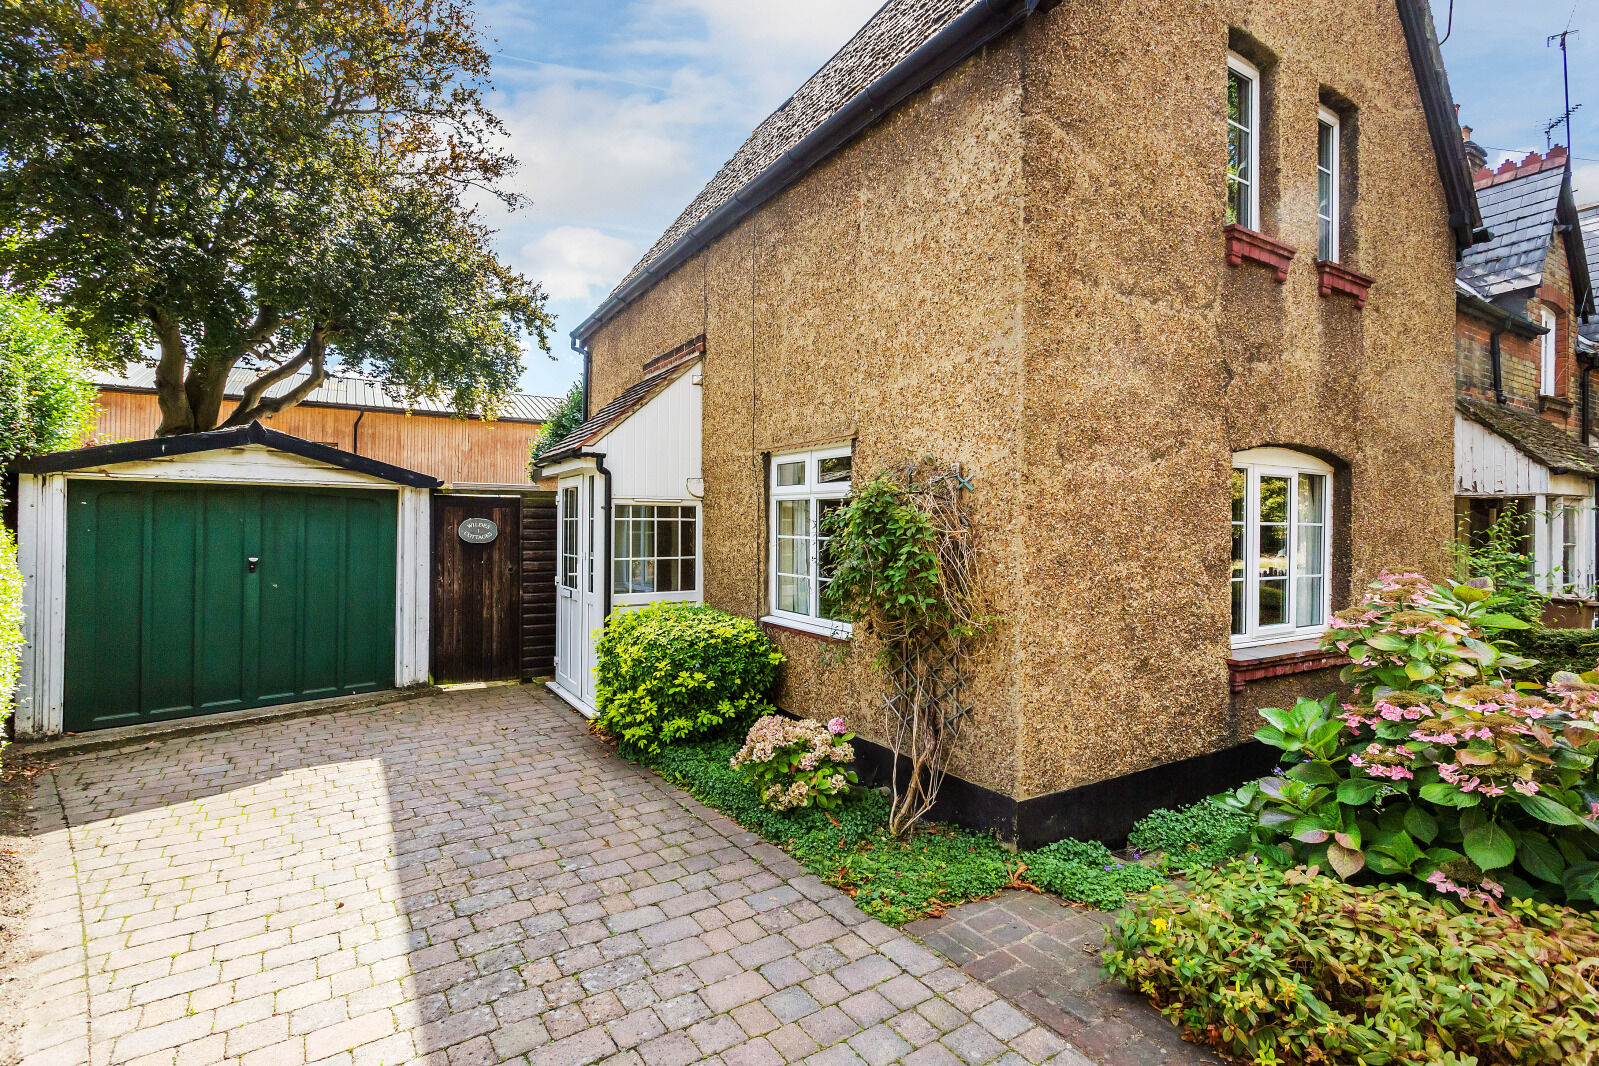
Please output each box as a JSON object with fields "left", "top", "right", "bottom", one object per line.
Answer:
{"left": 247, "top": 557, "right": 260, "bottom": 573}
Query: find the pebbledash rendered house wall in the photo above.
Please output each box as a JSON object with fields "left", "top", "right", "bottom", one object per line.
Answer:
{"left": 580, "top": 1, "right": 1462, "bottom": 843}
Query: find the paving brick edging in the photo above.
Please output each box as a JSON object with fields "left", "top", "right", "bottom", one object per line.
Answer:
{"left": 18, "top": 771, "right": 93, "bottom": 1066}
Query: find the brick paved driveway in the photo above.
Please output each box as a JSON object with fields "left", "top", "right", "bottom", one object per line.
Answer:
{"left": 17, "top": 687, "right": 1091, "bottom": 1066}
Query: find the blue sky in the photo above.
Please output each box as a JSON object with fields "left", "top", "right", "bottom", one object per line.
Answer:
{"left": 478, "top": 1, "right": 1596, "bottom": 399}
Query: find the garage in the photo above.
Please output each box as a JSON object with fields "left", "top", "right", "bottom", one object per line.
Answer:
{"left": 13, "top": 423, "right": 435, "bottom": 737}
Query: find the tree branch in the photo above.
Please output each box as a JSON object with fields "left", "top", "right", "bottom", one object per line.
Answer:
{"left": 222, "top": 329, "right": 329, "bottom": 426}
{"left": 148, "top": 307, "right": 196, "bottom": 436}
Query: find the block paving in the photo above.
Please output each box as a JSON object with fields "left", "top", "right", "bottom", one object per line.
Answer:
{"left": 905, "top": 894, "right": 1219, "bottom": 1065}
{"left": 14, "top": 686, "right": 1099, "bottom": 1066}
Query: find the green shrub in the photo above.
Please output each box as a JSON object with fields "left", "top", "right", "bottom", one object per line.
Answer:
{"left": 1104, "top": 863, "right": 1599, "bottom": 1066}
{"left": 1509, "top": 627, "right": 1599, "bottom": 682}
{"left": 731, "top": 714, "right": 858, "bottom": 810}
{"left": 594, "top": 602, "right": 783, "bottom": 754}
{"left": 0, "top": 293, "right": 98, "bottom": 465}
{"left": 527, "top": 378, "right": 584, "bottom": 468}
{"left": 0, "top": 525, "right": 21, "bottom": 753}
{"left": 1452, "top": 505, "right": 1548, "bottom": 623}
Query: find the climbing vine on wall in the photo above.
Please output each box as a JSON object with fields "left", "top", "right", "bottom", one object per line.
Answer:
{"left": 821, "top": 458, "right": 991, "bottom": 837}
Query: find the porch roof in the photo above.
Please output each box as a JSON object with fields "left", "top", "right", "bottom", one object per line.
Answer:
{"left": 1456, "top": 396, "right": 1599, "bottom": 477}
{"left": 536, "top": 359, "right": 699, "bottom": 465}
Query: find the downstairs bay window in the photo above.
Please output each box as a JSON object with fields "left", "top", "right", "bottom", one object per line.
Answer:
{"left": 1231, "top": 448, "right": 1334, "bottom": 648}
{"left": 765, "top": 445, "right": 852, "bottom": 637}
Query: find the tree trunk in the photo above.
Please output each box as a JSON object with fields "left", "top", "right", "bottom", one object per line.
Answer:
{"left": 150, "top": 314, "right": 196, "bottom": 436}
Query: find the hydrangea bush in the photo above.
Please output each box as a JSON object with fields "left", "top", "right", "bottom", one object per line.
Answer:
{"left": 731, "top": 714, "right": 858, "bottom": 811}
{"left": 1233, "top": 572, "right": 1599, "bottom": 906}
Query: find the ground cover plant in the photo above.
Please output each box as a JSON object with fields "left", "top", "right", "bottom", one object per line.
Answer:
{"left": 626, "top": 730, "right": 1249, "bottom": 923}
{"left": 1105, "top": 863, "right": 1599, "bottom": 1066}
{"left": 593, "top": 602, "right": 783, "bottom": 753}
{"left": 1233, "top": 572, "right": 1599, "bottom": 905}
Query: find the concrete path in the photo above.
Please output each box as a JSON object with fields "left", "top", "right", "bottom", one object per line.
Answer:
{"left": 15, "top": 687, "right": 1092, "bottom": 1066}
{"left": 905, "top": 894, "right": 1219, "bottom": 1066}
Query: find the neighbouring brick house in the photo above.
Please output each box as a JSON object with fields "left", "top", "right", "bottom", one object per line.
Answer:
{"left": 539, "top": 0, "right": 1488, "bottom": 844}
{"left": 1452, "top": 145, "right": 1598, "bottom": 623}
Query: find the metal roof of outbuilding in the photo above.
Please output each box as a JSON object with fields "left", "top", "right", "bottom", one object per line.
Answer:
{"left": 93, "top": 367, "right": 563, "bottom": 424}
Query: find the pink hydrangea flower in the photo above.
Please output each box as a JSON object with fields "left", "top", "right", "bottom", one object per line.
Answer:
{"left": 827, "top": 717, "right": 846, "bottom": 736}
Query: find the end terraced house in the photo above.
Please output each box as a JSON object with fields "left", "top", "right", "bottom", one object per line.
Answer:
{"left": 540, "top": 0, "right": 1489, "bottom": 845}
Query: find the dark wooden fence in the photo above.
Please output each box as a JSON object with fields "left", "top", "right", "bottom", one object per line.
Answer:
{"left": 520, "top": 490, "right": 557, "bottom": 677}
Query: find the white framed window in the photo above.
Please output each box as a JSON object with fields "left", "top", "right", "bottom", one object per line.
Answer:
{"left": 612, "top": 503, "right": 699, "bottom": 603}
{"left": 1540, "top": 307, "right": 1559, "bottom": 396}
{"left": 1227, "top": 52, "right": 1260, "bottom": 230}
{"left": 1231, "top": 448, "right": 1334, "bottom": 648}
{"left": 560, "top": 485, "right": 578, "bottom": 590}
{"left": 766, "top": 444, "right": 853, "bottom": 637}
{"left": 1316, "top": 107, "right": 1340, "bottom": 262}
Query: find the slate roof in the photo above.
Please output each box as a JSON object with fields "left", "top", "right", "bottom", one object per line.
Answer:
{"left": 536, "top": 358, "right": 699, "bottom": 464}
{"left": 1457, "top": 396, "right": 1599, "bottom": 476}
{"left": 93, "top": 367, "right": 562, "bottom": 423}
{"left": 612, "top": 0, "right": 973, "bottom": 296}
{"left": 1581, "top": 202, "right": 1599, "bottom": 347}
{"left": 1457, "top": 164, "right": 1567, "bottom": 297}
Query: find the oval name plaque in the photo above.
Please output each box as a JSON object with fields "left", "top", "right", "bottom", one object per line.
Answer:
{"left": 458, "top": 517, "right": 499, "bottom": 544}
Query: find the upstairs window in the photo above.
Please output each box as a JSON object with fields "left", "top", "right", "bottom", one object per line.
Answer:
{"left": 1227, "top": 53, "right": 1260, "bottom": 229}
{"left": 1316, "top": 108, "right": 1340, "bottom": 261}
{"left": 1231, "top": 449, "right": 1333, "bottom": 647}
{"left": 1540, "top": 307, "right": 1558, "bottom": 395}
{"left": 768, "top": 445, "right": 852, "bottom": 635}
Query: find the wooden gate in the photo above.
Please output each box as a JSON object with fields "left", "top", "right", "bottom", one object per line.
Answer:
{"left": 431, "top": 495, "right": 521, "bottom": 682}
{"left": 519, "top": 491, "right": 557, "bottom": 677}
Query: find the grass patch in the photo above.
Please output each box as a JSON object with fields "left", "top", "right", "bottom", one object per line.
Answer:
{"left": 626, "top": 734, "right": 1249, "bottom": 924}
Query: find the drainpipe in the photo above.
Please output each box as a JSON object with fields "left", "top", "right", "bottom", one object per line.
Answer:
{"left": 351, "top": 409, "right": 365, "bottom": 454}
{"left": 1489, "top": 328, "right": 1507, "bottom": 404}
{"left": 594, "top": 451, "right": 613, "bottom": 624}
{"left": 1583, "top": 358, "right": 1593, "bottom": 443}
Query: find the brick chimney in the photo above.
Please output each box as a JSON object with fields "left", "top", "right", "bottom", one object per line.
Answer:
{"left": 1460, "top": 125, "right": 1488, "bottom": 173}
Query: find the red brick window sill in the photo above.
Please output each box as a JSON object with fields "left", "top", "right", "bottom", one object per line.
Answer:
{"left": 1228, "top": 647, "right": 1348, "bottom": 692}
{"left": 1316, "top": 261, "right": 1374, "bottom": 309}
{"left": 1224, "top": 224, "right": 1296, "bottom": 282}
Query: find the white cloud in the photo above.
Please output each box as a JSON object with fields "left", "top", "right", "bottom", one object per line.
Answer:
{"left": 1573, "top": 162, "right": 1599, "bottom": 207}
{"left": 522, "top": 226, "right": 640, "bottom": 303}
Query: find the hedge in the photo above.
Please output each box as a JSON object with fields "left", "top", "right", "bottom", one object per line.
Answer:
{"left": 1508, "top": 627, "right": 1599, "bottom": 682}
{"left": 0, "top": 525, "right": 20, "bottom": 755}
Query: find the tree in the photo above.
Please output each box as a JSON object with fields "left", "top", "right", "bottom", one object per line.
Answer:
{"left": 0, "top": 0, "right": 552, "bottom": 435}
{"left": 528, "top": 379, "right": 585, "bottom": 472}
{"left": 0, "top": 293, "right": 98, "bottom": 464}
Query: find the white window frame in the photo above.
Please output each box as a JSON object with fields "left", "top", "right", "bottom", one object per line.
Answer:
{"left": 1316, "top": 106, "right": 1340, "bottom": 263}
{"left": 611, "top": 501, "right": 702, "bottom": 607}
{"left": 1227, "top": 52, "right": 1261, "bottom": 230}
{"left": 1231, "top": 448, "right": 1335, "bottom": 649}
{"left": 1540, "top": 306, "right": 1559, "bottom": 396}
{"left": 764, "top": 444, "right": 853, "bottom": 639}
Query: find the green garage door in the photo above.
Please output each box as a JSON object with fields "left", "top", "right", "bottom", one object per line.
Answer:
{"left": 64, "top": 482, "right": 397, "bottom": 732}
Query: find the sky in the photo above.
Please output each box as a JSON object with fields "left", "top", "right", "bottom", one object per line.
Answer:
{"left": 476, "top": 0, "right": 1597, "bottom": 400}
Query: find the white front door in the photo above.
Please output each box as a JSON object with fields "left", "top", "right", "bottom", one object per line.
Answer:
{"left": 555, "top": 472, "right": 605, "bottom": 708}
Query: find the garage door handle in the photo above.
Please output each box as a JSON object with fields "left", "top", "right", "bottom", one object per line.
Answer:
{"left": 247, "top": 557, "right": 260, "bottom": 573}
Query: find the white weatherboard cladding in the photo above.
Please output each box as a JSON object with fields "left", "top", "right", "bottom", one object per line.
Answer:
{"left": 591, "top": 369, "right": 703, "bottom": 500}
{"left": 11, "top": 449, "right": 432, "bottom": 738}
{"left": 1453, "top": 414, "right": 1586, "bottom": 496}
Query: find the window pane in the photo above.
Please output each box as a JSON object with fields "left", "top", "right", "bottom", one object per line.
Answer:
{"left": 1232, "top": 579, "right": 1245, "bottom": 635}
{"left": 776, "top": 461, "right": 805, "bottom": 487}
{"left": 777, "top": 575, "right": 809, "bottom": 615}
{"left": 1317, "top": 120, "right": 1335, "bottom": 261}
{"left": 1231, "top": 469, "right": 1246, "bottom": 636}
{"left": 658, "top": 559, "right": 680, "bottom": 593}
{"left": 1259, "top": 578, "right": 1288, "bottom": 627}
{"left": 1227, "top": 69, "right": 1252, "bottom": 227}
{"left": 778, "top": 499, "right": 808, "bottom": 537}
{"left": 681, "top": 556, "right": 696, "bottom": 590}
{"left": 1295, "top": 574, "right": 1325, "bottom": 627}
{"left": 658, "top": 517, "right": 679, "bottom": 557}
{"left": 818, "top": 455, "right": 852, "bottom": 484}
{"left": 1259, "top": 475, "right": 1288, "bottom": 525}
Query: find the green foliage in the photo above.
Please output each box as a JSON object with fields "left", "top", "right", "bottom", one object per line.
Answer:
{"left": 0, "top": 525, "right": 21, "bottom": 754}
{"left": 0, "top": 294, "right": 98, "bottom": 465}
{"left": 528, "top": 379, "right": 585, "bottom": 469}
{"left": 1127, "top": 798, "right": 1252, "bottom": 872}
{"left": 594, "top": 603, "right": 783, "bottom": 754}
{"left": 1104, "top": 863, "right": 1599, "bottom": 1066}
{"left": 1453, "top": 505, "right": 1548, "bottom": 623}
{"left": 1509, "top": 628, "right": 1599, "bottom": 683}
{"left": 1236, "top": 685, "right": 1599, "bottom": 905}
{"left": 730, "top": 714, "right": 859, "bottom": 811}
{"left": 1327, "top": 572, "right": 1533, "bottom": 695}
{"left": 0, "top": 0, "right": 551, "bottom": 432}
{"left": 820, "top": 477, "right": 948, "bottom": 634}
{"left": 1025, "top": 838, "right": 1165, "bottom": 910}
{"left": 829, "top": 827, "right": 1014, "bottom": 926}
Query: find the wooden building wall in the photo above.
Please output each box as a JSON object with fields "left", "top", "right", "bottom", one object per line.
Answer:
{"left": 91, "top": 391, "right": 542, "bottom": 488}
{"left": 520, "top": 492, "right": 557, "bottom": 677}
